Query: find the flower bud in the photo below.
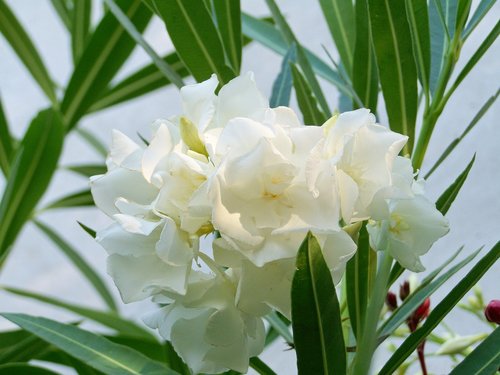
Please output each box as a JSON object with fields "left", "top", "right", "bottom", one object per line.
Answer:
{"left": 415, "top": 298, "right": 431, "bottom": 321}
{"left": 436, "top": 333, "right": 487, "bottom": 355}
{"left": 400, "top": 281, "right": 410, "bottom": 301}
{"left": 386, "top": 291, "right": 398, "bottom": 311}
{"left": 485, "top": 300, "right": 500, "bottom": 324}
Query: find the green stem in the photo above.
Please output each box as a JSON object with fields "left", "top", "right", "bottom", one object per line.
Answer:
{"left": 351, "top": 251, "right": 393, "bottom": 375}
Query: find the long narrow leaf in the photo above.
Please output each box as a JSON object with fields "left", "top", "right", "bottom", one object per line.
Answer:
{"left": 462, "top": 0, "right": 497, "bottom": 39}
{"left": 425, "top": 89, "right": 499, "bottom": 178}
{"left": 76, "top": 128, "right": 108, "bottom": 157}
{"left": 429, "top": 0, "right": 450, "bottom": 96}
{"left": 435, "top": 154, "right": 475, "bottom": 215}
{"left": 42, "top": 189, "right": 94, "bottom": 210}
{"left": 249, "top": 357, "right": 277, "bottom": 375}
{"left": 33, "top": 220, "right": 116, "bottom": 311}
{"left": 151, "top": 0, "right": 234, "bottom": 85}
{"left": 65, "top": 164, "right": 107, "bottom": 178}
{"left": 0, "top": 314, "right": 177, "bottom": 375}
{"left": 1, "top": 287, "right": 153, "bottom": 340}
{"left": 61, "top": 0, "right": 152, "bottom": 129}
{"left": 0, "top": 109, "right": 64, "bottom": 266}
{"left": 292, "top": 232, "right": 346, "bottom": 375}
{"left": 369, "top": 0, "right": 418, "bottom": 155}
{"left": 0, "top": 363, "right": 58, "bottom": 375}
{"left": 72, "top": 0, "right": 91, "bottom": 63}
{"left": 379, "top": 241, "right": 500, "bottom": 374}
{"left": 0, "top": 96, "right": 13, "bottom": 176}
{"left": 264, "top": 312, "right": 293, "bottom": 345}
{"left": 352, "top": 0, "right": 379, "bottom": 112}
{"left": 264, "top": 0, "right": 330, "bottom": 116}
{"left": 212, "top": 0, "right": 242, "bottom": 73}
{"left": 270, "top": 45, "right": 296, "bottom": 108}
{"left": 50, "top": 0, "right": 72, "bottom": 31}
{"left": 0, "top": 0, "right": 57, "bottom": 103}
{"left": 318, "top": 0, "right": 355, "bottom": 73}
{"left": 449, "top": 327, "right": 500, "bottom": 374}
{"left": 291, "top": 65, "right": 327, "bottom": 125}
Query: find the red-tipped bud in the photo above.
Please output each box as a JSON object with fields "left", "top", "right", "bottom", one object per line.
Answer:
{"left": 400, "top": 281, "right": 410, "bottom": 301}
{"left": 485, "top": 300, "right": 500, "bottom": 324}
{"left": 415, "top": 298, "right": 431, "bottom": 320}
{"left": 386, "top": 291, "right": 398, "bottom": 311}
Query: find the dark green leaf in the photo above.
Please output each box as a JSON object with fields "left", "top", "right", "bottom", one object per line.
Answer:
{"left": 435, "top": 154, "right": 475, "bottom": 215}
{"left": 0, "top": 96, "right": 14, "bottom": 176}
{"left": 249, "top": 357, "right": 277, "bottom": 375}
{"left": 405, "top": 0, "right": 431, "bottom": 96}
{"left": 72, "top": 0, "right": 92, "bottom": 63}
{"left": 291, "top": 65, "right": 327, "bottom": 125}
{"left": 0, "top": 109, "right": 64, "bottom": 267}
{"left": 425, "top": 89, "right": 499, "bottom": 178}
{"left": 61, "top": 0, "right": 152, "bottom": 129}
{"left": 162, "top": 341, "right": 189, "bottom": 375}
{"left": 292, "top": 232, "right": 346, "bottom": 375}
{"left": 352, "top": 0, "right": 379, "bottom": 112}
{"left": 78, "top": 221, "right": 97, "bottom": 238}
{"left": 449, "top": 327, "right": 500, "bottom": 374}
{"left": 379, "top": 247, "right": 481, "bottom": 338}
{"left": 319, "top": 0, "right": 355, "bottom": 74}
{"left": 264, "top": 0, "right": 330, "bottom": 116}
{"left": 151, "top": 0, "right": 235, "bottom": 85}
{"left": 428, "top": 0, "right": 450, "bottom": 96}
{"left": 0, "top": 0, "right": 57, "bottom": 103}
{"left": 33, "top": 220, "right": 117, "bottom": 311}
{"left": 379, "top": 242, "right": 500, "bottom": 374}
{"left": 89, "top": 52, "right": 188, "bottom": 112}
{"left": 0, "top": 363, "right": 58, "bottom": 375}
{"left": 50, "top": 0, "right": 72, "bottom": 31}
{"left": 213, "top": 0, "right": 242, "bottom": 73}
{"left": 346, "top": 224, "right": 376, "bottom": 340}
{"left": 0, "top": 334, "right": 49, "bottom": 363}
{"left": 66, "top": 164, "right": 107, "bottom": 178}
{"left": 270, "top": 45, "right": 296, "bottom": 108}
{"left": 462, "top": 0, "right": 497, "bottom": 39}
{"left": 454, "top": 0, "right": 473, "bottom": 36}
{"left": 1, "top": 287, "right": 153, "bottom": 339}
{"left": 1, "top": 314, "right": 177, "bottom": 375}
{"left": 369, "top": 0, "right": 418, "bottom": 155}
{"left": 42, "top": 189, "right": 94, "bottom": 210}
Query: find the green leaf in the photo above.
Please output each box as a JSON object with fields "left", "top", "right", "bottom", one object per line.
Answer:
{"left": 454, "top": 0, "right": 473, "bottom": 36}
{"left": 42, "top": 189, "right": 94, "bottom": 210}
{"left": 66, "top": 164, "right": 107, "bottom": 178}
{"left": 449, "top": 327, "right": 500, "bottom": 374}
{"left": 61, "top": 0, "right": 152, "bottom": 129}
{"left": 0, "top": 109, "right": 64, "bottom": 267}
{"left": 241, "top": 14, "right": 351, "bottom": 99}
{"left": 151, "top": 0, "right": 235, "bottom": 85}
{"left": 0, "top": 96, "right": 14, "bottom": 176}
{"left": 1, "top": 286, "right": 153, "bottom": 340}
{"left": 0, "top": 363, "right": 58, "bottom": 375}
{"left": 76, "top": 128, "right": 108, "bottom": 157}
{"left": 0, "top": 0, "right": 57, "bottom": 104}
{"left": 33, "top": 220, "right": 117, "bottom": 311}
{"left": 352, "top": 0, "right": 379, "bottom": 112}
{"left": 264, "top": 0, "right": 330, "bottom": 117}
{"left": 103, "top": 0, "right": 185, "bottom": 89}
{"left": 346, "top": 224, "right": 376, "bottom": 340}
{"left": 72, "top": 0, "right": 92, "bottom": 63}
{"left": 291, "top": 65, "right": 327, "bottom": 126}
{"left": 446, "top": 20, "right": 500, "bottom": 100}
{"left": 89, "top": 52, "right": 188, "bottom": 112}
{"left": 1, "top": 313, "right": 177, "bottom": 375}
{"left": 428, "top": 0, "right": 450, "bottom": 96}
{"left": 369, "top": 0, "right": 418, "bottom": 155}
{"left": 264, "top": 311, "right": 293, "bottom": 345}
{"left": 379, "top": 242, "right": 500, "bottom": 374}
{"left": 379, "top": 247, "right": 481, "bottom": 338}
{"left": 291, "top": 232, "right": 346, "bottom": 375}
{"left": 78, "top": 221, "right": 97, "bottom": 238}
{"left": 405, "top": 0, "right": 431, "bottom": 96}
{"left": 318, "top": 0, "right": 355, "bottom": 73}
{"left": 462, "top": 0, "right": 497, "bottom": 40}
{"left": 212, "top": 0, "right": 242, "bottom": 73}
{"left": 0, "top": 333, "right": 49, "bottom": 363}
{"left": 50, "top": 0, "right": 72, "bottom": 31}
{"left": 249, "top": 357, "right": 277, "bottom": 375}
{"left": 435, "top": 154, "right": 475, "bottom": 215}
{"left": 425, "top": 89, "right": 499, "bottom": 178}
{"left": 270, "top": 45, "right": 296, "bottom": 108}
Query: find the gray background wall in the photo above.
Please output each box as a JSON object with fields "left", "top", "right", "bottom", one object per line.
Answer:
{"left": 0, "top": 1, "right": 499, "bottom": 373}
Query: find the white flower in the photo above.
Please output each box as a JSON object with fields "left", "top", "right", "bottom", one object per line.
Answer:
{"left": 144, "top": 271, "right": 265, "bottom": 374}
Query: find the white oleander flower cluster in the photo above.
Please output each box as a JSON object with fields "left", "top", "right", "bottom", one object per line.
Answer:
{"left": 90, "top": 72, "right": 449, "bottom": 374}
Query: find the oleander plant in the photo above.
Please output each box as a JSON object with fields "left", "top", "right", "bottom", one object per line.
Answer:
{"left": 0, "top": 0, "right": 499, "bottom": 374}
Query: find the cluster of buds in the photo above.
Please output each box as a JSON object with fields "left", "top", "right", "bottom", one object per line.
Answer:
{"left": 385, "top": 280, "right": 430, "bottom": 331}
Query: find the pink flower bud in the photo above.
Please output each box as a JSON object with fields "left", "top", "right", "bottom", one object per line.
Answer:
{"left": 386, "top": 291, "right": 398, "bottom": 311}
{"left": 400, "top": 281, "right": 410, "bottom": 301}
{"left": 415, "top": 298, "right": 431, "bottom": 320}
{"left": 485, "top": 300, "right": 500, "bottom": 324}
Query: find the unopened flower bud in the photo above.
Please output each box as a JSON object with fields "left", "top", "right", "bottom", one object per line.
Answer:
{"left": 485, "top": 300, "right": 500, "bottom": 324}
{"left": 415, "top": 298, "right": 431, "bottom": 320}
{"left": 386, "top": 291, "right": 398, "bottom": 311}
{"left": 400, "top": 281, "right": 410, "bottom": 301}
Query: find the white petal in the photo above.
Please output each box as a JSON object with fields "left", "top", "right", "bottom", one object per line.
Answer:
{"left": 142, "top": 123, "right": 175, "bottom": 182}
{"left": 96, "top": 222, "right": 160, "bottom": 256}
{"left": 181, "top": 74, "right": 218, "bottom": 131}
{"left": 156, "top": 217, "right": 194, "bottom": 266}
